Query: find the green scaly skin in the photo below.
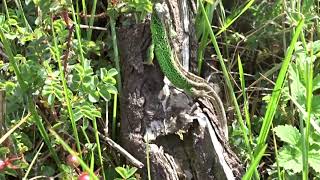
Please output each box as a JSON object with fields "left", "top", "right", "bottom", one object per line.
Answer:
{"left": 150, "top": 13, "right": 193, "bottom": 90}
{"left": 151, "top": 9, "right": 228, "bottom": 138}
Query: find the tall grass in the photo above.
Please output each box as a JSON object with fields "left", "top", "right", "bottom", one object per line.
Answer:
{"left": 87, "top": 0, "right": 98, "bottom": 40}
{"left": 23, "top": 143, "right": 44, "bottom": 180}
{"left": 0, "top": 28, "right": 61, "bottom": 166}
{"left": 237, "top": 55, "right": 253, "bottom": 143}
{"left": 109, "top": 9, "right": 122, "bottom": 141}
{"left": 50, "top": 14, "right": 82, "bottom": 159}
{"left": 49, "top": 128, "right": 98, "bottom": 180}
{"left": 250, "top": 18, "right": 305, "bottom": 179}
{"left": 199, "top": 0, "right": 252, "bottom": 154}
{"left": 109, "top": 16, "right": 122, "bottom": 96}
{"left": 92, "top": 117, "right": 106, "bottom": 179}
{"left": 197, "top": 1, "right": 313, "bottom": 179}
{"left": 0, "top": 0, "right": 124, "bottom": 179}
{"left": 196, "top": 1, "right": 218, "bottom": 75}
{"left": 0, "top": 113, "right": 30, "bottom": 144}
{"left": 300, "top": 29, "right": 313, "bottom": 180}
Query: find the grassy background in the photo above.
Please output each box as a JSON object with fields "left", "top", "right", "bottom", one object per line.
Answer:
{"left": 0, "top": 0, "right": 319, "bottom": 179}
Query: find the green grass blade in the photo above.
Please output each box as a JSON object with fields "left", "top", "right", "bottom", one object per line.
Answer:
{"left": 87, "top": 0, "right": 98, "bottom": 40}
{"left": 196, "top": 2, "right": 217, "bottom": 75}
{"left": 23, "top": 142, "right": 44, "bottom": 180}
{"left": 216, "top": 0, "right": 255, "bottom": 36}
{"left": 0, "top": 29, "right": 25, "bottom": 89}
{"left": 304, "top": 48, "right": 313, "bottom": 180}
{"left": 70, "top": 2, "right": 86, "bottom": 66}
{"left": 110, "top": 17, "right": 122, "bottom": 96}
{"left": 75, "top": 0, "right": 81, "bottom": 25}
{"left": 256, "top": 18, "right": 304, "bottom": 148}
{"left": 271, "top": 124, "right": 282, "bottom": 180}
{"left": 242, "top": 144, "right": 267, "bottom": 180}
{"left": 0, "top": 113, "right": 30, "bottom": 144}
{"left": 92, "top": 118, "right": 106, "bottom": 180}
{"left": 199, "top": 0, "right": 251, "bottom": 153}
{"left": 0, "top": 28, "right": 61, "bottom": 166}
{"left": 49, "top": 128, "right": 98, "bottom": 180}
{"left": 14, "top": 0, "right": 32, "bottom": 32}
{"left": 81, "top": 0, "right": 88, "bottom": 25}
{"left": 248, "top": 18, "right": 305, "bottom": 179}
{"left": 29, "top": 101, "right": 61, "bottom": 166}
{"left": 3, "top": 0, "right": 10, "bottom": 19}
{"left": 300, "top": 29, "right": 313, "bottom": 180}
{"left": 90, "top": 147, "right": 95, "bottom": 171}
{"left": 112, "top": 94, "right": 117, "bottom": 139}
{"left": 237, "top": 55, "right": 253, "bottom": 143}
{"left": 50, "top": 15, "right": 82, "bottom": 158}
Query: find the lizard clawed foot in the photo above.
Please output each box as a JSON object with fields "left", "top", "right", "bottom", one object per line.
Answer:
{"left": 143, "top": 43, "right": 155, "bottom": 66}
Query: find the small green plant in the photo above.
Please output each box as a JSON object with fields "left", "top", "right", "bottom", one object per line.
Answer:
{"left": 269, "top": 40, "right": 320, "bottom": 178}
{"left": 115, "top": 165, "right": 138, "bottom": 180}
{"left": 273, "top": 125, "right": 320, "bottom": 177}
{"left": 0, "top": 0, "right": 117, "bottom": 179}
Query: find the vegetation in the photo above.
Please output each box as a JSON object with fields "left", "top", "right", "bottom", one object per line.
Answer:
{"left": 0, "top": 0, "right": 319, "bottom": 179}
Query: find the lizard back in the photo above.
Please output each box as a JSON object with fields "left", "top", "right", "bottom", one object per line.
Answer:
{"left": 151, "top": 12, "right": 193, "bottom": 92}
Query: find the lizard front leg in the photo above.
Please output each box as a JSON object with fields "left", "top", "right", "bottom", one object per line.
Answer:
{"left": 144, "top": 41, "right": 155, "bottom": 65}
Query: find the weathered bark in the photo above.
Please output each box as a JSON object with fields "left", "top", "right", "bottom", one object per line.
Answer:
{"left": 118, "top": 1, "right": 243, "bottom": 179}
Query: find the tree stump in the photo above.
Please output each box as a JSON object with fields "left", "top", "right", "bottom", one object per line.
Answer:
{"left": 117, "top": 1, "right": 243, "bottom": 179}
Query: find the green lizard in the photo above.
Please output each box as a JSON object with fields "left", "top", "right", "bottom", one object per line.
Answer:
{"left": 150, "top": 3, "right": 228, "bottom": 138}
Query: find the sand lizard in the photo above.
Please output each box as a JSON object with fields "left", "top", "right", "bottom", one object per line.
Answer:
{"left": 150, "top": 3, "right": 228, "bottom": 138}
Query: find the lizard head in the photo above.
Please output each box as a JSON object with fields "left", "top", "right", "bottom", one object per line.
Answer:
{"left": 153, "top": 2, "right": 170, "bottom": 22}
